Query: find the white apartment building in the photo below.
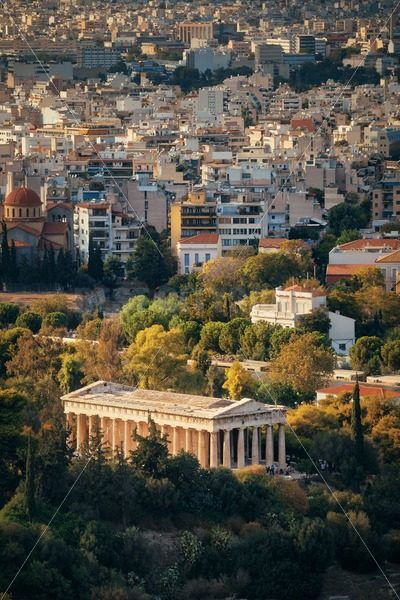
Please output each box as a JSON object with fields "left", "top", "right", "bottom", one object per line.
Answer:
{"left": 251, "top": 285, "right": 355, "bottom": 354}
{"left": 197, "top": 88, "right": 227, "bottom": 117}
{"left": 74, "top": 201, "right": 141, "bottom": 264}
{"left": 217, "top": 197, "right": 268, "bottom": 249}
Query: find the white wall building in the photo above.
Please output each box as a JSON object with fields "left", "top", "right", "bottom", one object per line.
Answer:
{"left": 177, "top": 233, "right": 221, "bottom": 274}
{"left": 251, "top": 285, "right": 355, "bottom": 354}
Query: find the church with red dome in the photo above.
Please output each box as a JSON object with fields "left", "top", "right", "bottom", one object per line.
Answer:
{"left": 1, "top": 187, "right": 70, "bottom": 256}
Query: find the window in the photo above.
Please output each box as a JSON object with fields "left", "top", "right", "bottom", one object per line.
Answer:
{"left": 195, "top": 253, "right": 199, "bottom": 264}
{"left": 26, "top": 209, "right": 29, "bottom": 217}
{"left": 339, "top": 343, "right": 346, "bottom": 352}
{"left": 205, "top": 253, "right": 211, "bottom": 262}
{"left": 184, "top": 253, "right": 190, "bottom": 267}
{"left": 116, "top": 242, "right": 121, "bottom": 251}
{"left": 12, "top": 208, "right": 15, "bottom": 218}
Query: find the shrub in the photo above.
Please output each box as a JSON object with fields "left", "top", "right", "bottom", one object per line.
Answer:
{"left": 15, "top": 311, "right": 42, "bottom": 333}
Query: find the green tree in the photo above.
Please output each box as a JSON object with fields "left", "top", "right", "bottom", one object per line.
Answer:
{"left": 206, "top": 364, "right": 225, "bottom": 397}
{"left": 15, "top": 311, "right": 42, "bottom": 333}
{"left": 351, "top": 379, "right": 364, "bottom": 468}
{"left": 381, "top": 340, "right": 400, "bottom": 372}
{"left": 219, "top": 318, "right": 249, "bottom": 355}
{"left": 328, "top": 202, "right": 370, "bottom": 236}
{"left": 131, "top": 419, "right": 169, "bottom": 478}
{"left": 1, "top": 221, "right": 10, "bottom": 284}
{"left": 349, "top": 336, "right": 383, "bottom": 375}
{"left": 268, "top": 332, "right": 335, "bottom": 395}
{"left": 123, "top": 324, "right": 186, "bottom": 389}
{"left": 297, "top": 307, "right": 330, "bottom": 337}
{"left": 58, "top": 352, "right": 84, "bottom": 393}
{"left": 24, "top": 432, "right": 35, "bottom": 521}
{"left": 222, "top": 361, "right": 254, "bottom": 400}
{"left": 103, "top": 255, "right": 122, "bottom": 298}
{"left": 88, "top": 238, "right": 103, "bottom": 281}
{"left": 239, "top": 321, "right": 275, "bottom": 360}
{"left": 198, "top": 321, "right": 224, "bottom": 352}
{"left": 35, "top": 419, "right": 71, "bottom": 503}
{"left": 120, "top": 295, "right": 152, "bottom": 341}
{"left": 336, "top": 229, "right": 360, "bottom": 245}
{"left": 0, "top": 388, "right": 27, "bottom": 505}
{"left": 0, "top": 302, "right": 20, "bottom": 327}
{"left": 126, "top": 236, "right": 173, "bottom": 294}
{"left": 42, "top": 311, "right": 68, "bottom": 330}
{"left": 312, "top": 234, "right": 337, "bottom": 278}
{"left": 241, "top": 252, "right": 306, "bottom": 290}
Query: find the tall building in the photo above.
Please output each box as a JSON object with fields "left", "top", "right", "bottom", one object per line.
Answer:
{"left": 170, "top": 190, "right": 217, "bottom": 253}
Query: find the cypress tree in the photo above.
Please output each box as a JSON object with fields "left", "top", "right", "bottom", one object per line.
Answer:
{"left": 48, "top": 246, "right": 56, "bottom": 286}
{"left": 10, "top": 239, "right": 18, "bottom": 283}
{"left": 1, "top": 221, "right": 10, "bottom": 284}
{"left": 94, "top": 244, "right": 103, "bottom": 281}
{"left": 87, "top": 236, "right": 96, "bottom": 279}
{"left": 57, "top": 248, "right": 66, "bottom": 287}
{"left": 351, "top": 378, "right": 364, "bottom": 465}
{"left": 25, "top": 432, "right": 36, "bottom": 521}
{"left": 41, "top": 245, "right": 50, "bottom": 284}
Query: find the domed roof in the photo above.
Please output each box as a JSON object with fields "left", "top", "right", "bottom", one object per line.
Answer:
{"left": 5, "top": 187, "right": 41, "bottom": 208}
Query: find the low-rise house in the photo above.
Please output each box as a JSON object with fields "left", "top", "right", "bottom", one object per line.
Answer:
{"left": 176, "top": 233, "right": 221, "bottom": 275}
{"left": 251, "top": 284, "right": 355, "bottom": 354}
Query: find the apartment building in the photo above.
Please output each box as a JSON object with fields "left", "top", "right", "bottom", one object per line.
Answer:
{"left": 170, "top": 189, "right": 217, "bottom": 252}
{"left": 217, "top": 197, "right": 267, "bottom": 250}
{"left": 74, "top": 201, "right": 141, "bottom": 263}
{"left": 372, "top": 171, "right": 400, "bottom": 222}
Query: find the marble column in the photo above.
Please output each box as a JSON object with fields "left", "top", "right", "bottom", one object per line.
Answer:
{"left": 77, "top": 414, "right": 88, "bottom": 450}
{"left": 237, "top": 427, "right": 245, "bottom": 468}
{"left": 210, "top": 431, "right": 219, "bottom": 468}
{"left": 223, "top": 430, "right": 231, "bottom": 468}
{"left": 124, "top": 420, "right": 129, "bottom": 458}
{"left": 88, "top": 415, "right": 96, "bottom": 439}
{"left": 278, "top": 424, "right": 286, "bottom": 469}
{"left": 138, "top": 421, "right": 147, "bottom": 437}
{"left": 266, "top": 424, "right": 274, "bottom": 466}
{"left": 111, "top": 418, "right": 117, "bottom": 453}
{"left": 199, "top": 430, "right": 209, "bottom": 468}
{"left": 130, "top": 421, "right": 137, "bottom": 452}
{"left": 185, "top": 428, "right": 192, "bottom": 453}
{"left": 66, "top": 412, "right": 74, "bottom": 432}
{"left": 252, "top": 426, "right": 259, "bottom": 465}
{"left": 172, "top": 427, "right": 179, "bottom": 455}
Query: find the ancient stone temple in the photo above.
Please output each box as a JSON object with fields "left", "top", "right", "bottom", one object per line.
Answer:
{"left": 62, "top": 381, "right": 287, "bottom": 469}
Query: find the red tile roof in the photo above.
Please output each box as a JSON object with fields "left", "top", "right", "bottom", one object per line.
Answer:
{"left": 6, "top": 222, "right": 41, "bottom": 237}
{"left": 46, "top": 202, "right": 73, "bottom": 212}
{"left": 375, "top": 249, "right": 400, "bottom": 263}
{"left": 178, "top": 233, "right": 219, "bottom": 245}
{"left": 259, "top": 237, "right": 288, "bottom": 249}
{"left": 78, "top": 203, "right": 110, "bottom": 210}
{"left": 290, "top": 118, "right": 315, "bottom": 132}
{"left": 318, "top": 383, "right": 400, "bottom": 399}
{"left": 5, "top": 187, "right": 41, "bottom": 208}
{"left": 42, "top": 222, "right": 68, "bottom": 235}
{"left": 326, "top": 264, "right": 367, "bottom": 276}
{"left": 337, "top": 239, "right": 400, "bottom": 251}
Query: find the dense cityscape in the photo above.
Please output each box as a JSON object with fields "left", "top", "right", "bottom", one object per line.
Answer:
{"left": 0, "top": 0, "right": 400, "bottom": 599}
